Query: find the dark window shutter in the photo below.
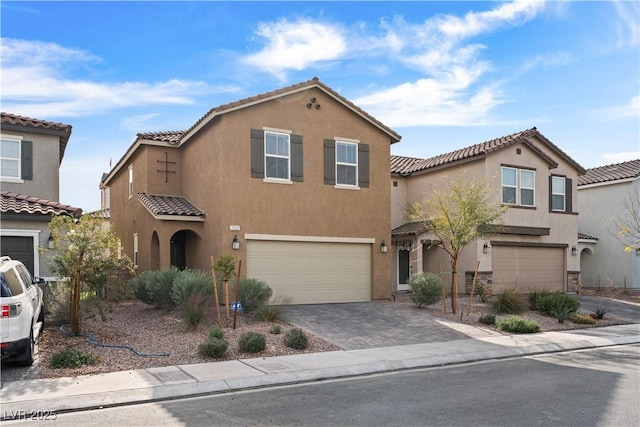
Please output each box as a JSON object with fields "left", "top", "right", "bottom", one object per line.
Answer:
{"left": 323, "top": 139, "right": 336, "bottom": 185}
{"left": 548, "top": 175, "right": 553, "bottom": 213}
{"left": 291, "top": 134, "right": 303, "bottom": 182}
{"left": 250, "top": 129, "right": 264, "bottom": 178}
{"left": 358, "top": 143, "right": 370, "bottom": 188}
{"left": 21, "top": 140, "right": 33, "bottom": 180}
{"left": 565, "top": 178, "right": 573, "bottom": 213}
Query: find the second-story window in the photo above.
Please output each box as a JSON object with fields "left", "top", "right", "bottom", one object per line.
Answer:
{"left": 1, "top": 138, "right": 21, "bottom": 179}
{"left": 502, "top": 166, "right": 535, "bottom": 207}
{"left": 336, "top": 141, "right": 358, "bottom": 186}
{"left": 128, "top": 165, "right": 134, "bottom": 198}
{"left": 551, "top": 176, "right": 566, "bottom": 211}
{"left": 265, "top": 131, "right": 290, "bottom": 180}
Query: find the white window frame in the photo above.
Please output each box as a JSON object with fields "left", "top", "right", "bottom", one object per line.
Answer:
{"left": 264, "top": 131, "right": 290, "bottom": 182}
{"left": 501, "top": 166, "right": 535, "bottom": 207}
{"left": 128, "top": 165, "right": 134, "bottom": 199}
{"left": 133, "top": 233, "right": 139, "bottom": 269}
{"left": 1, "top": 137, "right": 22, "bottom": 181}
{"left": 335, "top": 141, "right": 358, "bottom": 187}
{"left": 551, "top": 176, "right": 566, "bottom": 211}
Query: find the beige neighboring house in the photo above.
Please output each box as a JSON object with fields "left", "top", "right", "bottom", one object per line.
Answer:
{"left": 102, "top": 78, "right": 401, "bottom": 304}
{"left": 577, "top": 159, "right": 640, "bottom": 289}
{"left": 0, "top": 113, "right": 82, "bottom": 278}
{"left": 390, "top": 127, "right": 586, "bottom": 295}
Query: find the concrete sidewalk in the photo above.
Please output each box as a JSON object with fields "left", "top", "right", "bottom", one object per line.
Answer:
{"left": 1, "top": 323, "right": 638, "bottom": 418}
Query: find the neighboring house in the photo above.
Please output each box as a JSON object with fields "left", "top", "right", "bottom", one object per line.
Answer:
{"left": 102, "top": 77, "right": 401, "bottom": 304}
{"left": 577, "top": 159, "right": 640, "bottom": 289}
{"left": 390, "top": 127, "right": 585, "bottom": 295}
{"left": 0, "top": 113, "right": 82, "bottom": 278}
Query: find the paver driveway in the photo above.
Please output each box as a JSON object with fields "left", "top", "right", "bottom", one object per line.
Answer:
{"left": 283, "top": 301, "right": 496, "bottom": 350}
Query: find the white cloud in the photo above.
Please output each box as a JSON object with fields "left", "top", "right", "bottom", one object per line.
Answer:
{"left": 242, "top": 18, "right": 347, "bottom": 80}
{"left": 613, "top": 0, "right": 640, "bottom": 47}
{"left": 519, "top": 52, "right": 573, "bottom": 74}
{"left": 0, "top": 38, "right": 213, "bottom": 117}
{"left": 121, "top": 114, "right": 159, "bottom": 131}
{"left": 591, "top": 96, "right": 640, "bottom": 121}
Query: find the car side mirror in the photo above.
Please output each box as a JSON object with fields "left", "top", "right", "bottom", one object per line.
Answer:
{"left": 34, "top": 277, "right": 46, "bottom": 286}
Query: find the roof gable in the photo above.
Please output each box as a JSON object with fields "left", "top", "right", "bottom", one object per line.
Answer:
{"left": 1, "top": 112, "right": 72, "bottom": 163}
{"left": 391, "top": 127, "right": 585, "bottom": 176}
{"left": 578, "top": 159, "right": 640, "bottom": 186}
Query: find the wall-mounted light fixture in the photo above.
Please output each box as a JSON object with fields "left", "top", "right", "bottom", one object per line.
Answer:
{"left": 232, "top": 235, "right": 240, "bottom": 250}
{"left": 380, "top": 240, "right": 388, "bottom": 253}
{"left": 48, "top": 233, "right": 55, "bottom": 249}
{"left": 571, "top": 246, "right": 578, "bottom": 256}
{"left": 483, "top": 243, "right": 490, "bottom": 254}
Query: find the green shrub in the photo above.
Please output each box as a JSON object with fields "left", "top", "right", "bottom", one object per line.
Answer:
{"left": 478, "top": 313, "right": 496, "bottom": 325}
{"left": 145, "top": 267, "right": 180, "bottom": 308}
{"left": 238, "top": 332, "right": 266, "bottom": 353}
{"left": 209, "top": 326, "right": 225, "bottom": 340}
{"left": 528, "top": 289, "right": 550, "bottom": 310}
{"left": 496, "top": 316, "right": 540, "bottom": 334}
{"left": 535, "top": 292, "right": 580, "bottom": 315}
{"left": 50, "top": 347, "right": 97, "bottom": 369}
{"left": 570, "top": 313, "right": 597, "bottom": 325}
{"left": 238, "top": 278, "right": 273, "bottom": 312}
{"left": 41, "top": 279, "right": 71, "bottom": 325}
{"left": 490, "top": 288, "right": 527, "bottom": 314}
{"left": 171, "top": 269, "right": 212, "bottom": 306}
{"left": 128, "top": 274, "right": 149, "bottom": 303}
{"left": 253, "top": 304, "right": 284, "bottom": 322}
{"left": 592, "top": 304, "right": 609, "bottom": 320}
{"left": 284, "top": 328, "right": 308, "bottom": 349}
{"left": 270, "top": 324, "right": 282, "bottom": 335}
{"left": 198, "top": 338, "right": 228, "bottom": 358}
{"left": 549, "top": 300, "right": 577, "bottom": 323}
{"left": 408, "top": 272, "right": 443, "bottom": 308}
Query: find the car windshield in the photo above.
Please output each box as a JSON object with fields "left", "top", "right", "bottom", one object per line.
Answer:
{"left": 1, "top": 272, "right": 13, "bottom": 297}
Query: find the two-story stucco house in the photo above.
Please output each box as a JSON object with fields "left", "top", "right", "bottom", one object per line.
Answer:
{"left": 102, "top": 78, "right": 401, "bottom": 304}
{"left": 0, "top": 113, "right": 82, "bottom": 278}
{"left": 390, "top": 127, "right": 585, "bottom": 295}
{"left": 577, "top": 159, "right": 640, "bottom": 289}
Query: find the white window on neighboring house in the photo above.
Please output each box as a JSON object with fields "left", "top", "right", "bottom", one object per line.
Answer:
{"left": 264, "top": 131, "right": 290, "bottom": 180}
{"left": 1, "top": 138, "right": 21, "bottom": 179}
{"left": 336, "top": 141, "right": 358, "bottom": 186}
{"left": 128, "top": 165, "right": 134, "bottom": 199}
{"left": 551, "top": 176, "right": 566, "bottom": 211}
{"left": 502, "top": 166, "right": 535, "bottom": 207}
{"left": 133, "top": 234, "right": 138, "bottom": 269}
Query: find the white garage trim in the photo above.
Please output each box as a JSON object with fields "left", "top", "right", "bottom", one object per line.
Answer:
{"left": 0, "top": 229, "right": 41, "bottom": 276}
{"left": 245, "top": 233, "right": 375, "bottom": 244}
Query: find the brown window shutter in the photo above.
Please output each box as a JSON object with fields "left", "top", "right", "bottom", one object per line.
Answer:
{"left": 21, "top": 140, "right": 33, "bottom": 180}
{"left": 291, "top": 134, "right": 303, "bottom": 182}
{"left": 548, "top": 175, "right": 553, "bottom": 213}
{"left": 358, "top": 143, "right": 369, "bottom": 188}
{"left": 565, "top": 178, "right": 573, "bottom": 213}
{"left": 323, "top": 139, "right": 336, "bottom": 185}
{"left": 250, "top": 129, "right": 264, "bottom": 178}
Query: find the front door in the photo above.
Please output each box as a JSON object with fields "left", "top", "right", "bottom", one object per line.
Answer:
{"left": 398, "top": 248, "right": 411, "bottom": 291}
{"left": 170, "top": 231, "right": 186, "bottom": 270}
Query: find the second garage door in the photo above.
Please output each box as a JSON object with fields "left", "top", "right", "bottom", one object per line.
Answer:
{"left": 492, "top": 245, "right": 565, "bottom": 293}
{"left": 246, "top": 240, "right": 371, "bottom": 304}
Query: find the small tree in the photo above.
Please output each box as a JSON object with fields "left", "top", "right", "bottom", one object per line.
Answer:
{"left": 405, "top": 173, "right": 506, "bottom": 314}
{"left": 46, "top": 214, "right": 132, "bottom": 334}
{"left": 213, "top": 254, "right": 237, "bottom": 323}
{"left": 612, "top": 187, "right": 640, "bottom": 254}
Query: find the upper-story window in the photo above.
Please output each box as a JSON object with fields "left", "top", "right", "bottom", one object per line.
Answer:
{"left": 1, "top": 138, "right": 21, "bottom": 179}
{"left": 502, "top": 166, "right": 535, "bottom": 207}
{"left": 265, "top": 131, "right": 290, "bottom": 180}
{"left": 551, "top": 176, "right": 566, "bottom": 211}
{"left": 128, "top": 165, "right": 134, "bottom": 198}
{"left": 336, "top": 141, "right": 358, "bottom": 186}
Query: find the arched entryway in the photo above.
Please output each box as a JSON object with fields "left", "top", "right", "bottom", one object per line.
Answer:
{"left": 150, "top": 231, "right": 160, "bottom": 271}
{"left": 170, "top": 230, "right": 187, "bottom": 270}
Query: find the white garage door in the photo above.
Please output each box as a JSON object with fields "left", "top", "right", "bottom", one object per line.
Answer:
{"left": 246, "top": 240, "right": 371, "bottom": 304}
{"left": 492, "top": 246, "right": 564, "bottom": 293}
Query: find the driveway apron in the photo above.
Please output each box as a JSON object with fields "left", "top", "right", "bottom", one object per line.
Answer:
{"left": 284, "top": 301, "right": 477, "bottom": 350}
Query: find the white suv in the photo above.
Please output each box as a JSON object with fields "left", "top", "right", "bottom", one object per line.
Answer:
{"left": 0, "top": 256, "right": 45, "bottom": 366}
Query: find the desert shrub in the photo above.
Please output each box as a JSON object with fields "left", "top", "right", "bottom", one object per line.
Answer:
{"left": 536, "top": 292, "right": 579, "bottom": 321}
{"left": 41, "top": 279, "right": 71, "bottom": 325}
{"left": 592, "top": 304, "right": 609, "bottom": 320}
{"left": 253, "top": 304, "right": 284, "bottom": 322}
{"left": 171, "top": 269, "right": 212, "bottom": 306}
{"left": 183, "top": 293, "right": 208, "bottom": 331}
{"left": 209, "top": 326, "right": 225, "bottom": 340}
{"left": 478, "top": 313, "right": 496, "bottom": 325}
{"left": 476, "top": 283, "right": 492, "bottom": 303}
{"left": 270, "top": 325, "right": 282, "bottom": 335}
{"left": 528, "top": 289, "right": 550, "bottom": 311}
{"left": 284, "top": 328, "right": 308, "bottom": 350}
{"left": 50, "top": 347, "right": 97, "bottom": 369}
{"left": 238, "top": 332, "right": 266, "bottom": 353}
{"left": 408, "top": 272, "right": 443, "bottom": 308}
{"left": 570, "top": 313, "right": 597, "bottom": 325}
{"left": 496, "top": 316, "right": 540, "bottom": 334}
{"left": 128, "top": 274, "right": 149, "bottom": 303}
{"left": 238, "top": 278, "right": 273, "bottom": 313}
{"left": 145, "top": 267, "right": 180, "bottom": 308}
{"left": 198, "top": 338, "right": 228, "bottom": 358}
{"left": 490, "top": 288, "right": 527, "bottom": 314}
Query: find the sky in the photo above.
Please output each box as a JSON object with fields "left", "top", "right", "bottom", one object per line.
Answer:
{"left": 1, "top": 0, "right": 639, "bottom": 213}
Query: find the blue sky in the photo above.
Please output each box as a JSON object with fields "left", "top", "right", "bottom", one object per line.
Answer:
{"left": 2, "top": 1, "right": 638, "bottom": 212}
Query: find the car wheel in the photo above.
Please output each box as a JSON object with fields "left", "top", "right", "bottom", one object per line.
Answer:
{"left": 15, "top": 327, "right": 35, "bottom": 367}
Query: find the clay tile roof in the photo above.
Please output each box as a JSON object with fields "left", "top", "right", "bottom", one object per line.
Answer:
{"left": 391, "top": 221, "right": 428, "bottom": 237}
{"left": 137, "top": 130, "right": 185, "bottom": 144}
{"left": 137, "top": 193, "right": 204, "bottom": 217}
{"left": 86, "top": 208, "right": 110, "bottom": 219}
{"left": 578, "top": 159, "right": 640, "bottom": 186}
{"left": 0, "top": 191, "right": 82, "bottom": 218}
{"left": 391, "top": 128, "right": 585, "bottom": 176}
{"left": 578, "top": 232, "right": 598, "bottom": 241}
{"left": 1, "top": 112, "right": 72, "bottom": 163}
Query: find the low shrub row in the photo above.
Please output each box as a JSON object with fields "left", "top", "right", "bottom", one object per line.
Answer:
{"left": 198, "top": 327, "right": 309, "bottom": 359}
